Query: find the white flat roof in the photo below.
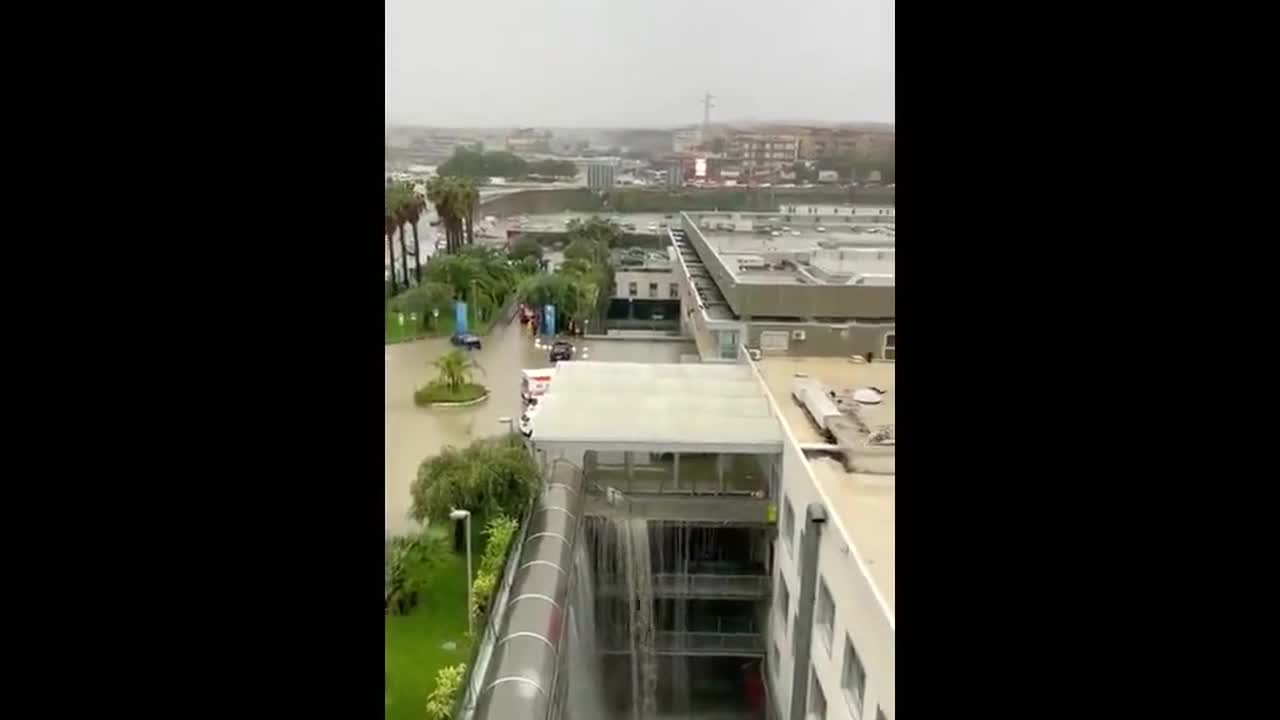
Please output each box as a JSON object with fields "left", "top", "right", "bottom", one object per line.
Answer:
{"left": 756, "top": 356, "right": 896, "bottom": 613}
{"left": 531, "top": 362, "right": 784, "bottom": 452}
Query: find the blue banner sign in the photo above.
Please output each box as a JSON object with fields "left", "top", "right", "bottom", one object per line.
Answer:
{"left": 543, "top": 304, "right": 556, "bottom": 336}
{"left": 455, "top": 301, "right": 468, "bottom": 334}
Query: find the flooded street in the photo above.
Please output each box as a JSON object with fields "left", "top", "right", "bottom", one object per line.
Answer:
{"left": 385, "top": 314, "right": 695, "bottom": 535}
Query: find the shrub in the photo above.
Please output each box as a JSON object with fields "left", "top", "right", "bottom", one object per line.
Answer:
{"left": 384, "top": 528, "right": 451, "bottom": 615}
{"left": 424, "top": 662, "right": 467, "bottom": 720}
{"left": 411, "top": 436, "right": 538, "bottom": 524}
{"left": 413, "top": 382, "right": 488, "bottom": 406}
{"left": 470, "top": 515, "right": 520, "bottom": 621}
{"left": 509, "top": 237, "right": 543, "bottom": 262}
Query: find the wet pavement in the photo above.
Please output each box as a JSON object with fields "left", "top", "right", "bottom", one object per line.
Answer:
{"left": 385, "top": 313, "right": 696, "bottom": 535}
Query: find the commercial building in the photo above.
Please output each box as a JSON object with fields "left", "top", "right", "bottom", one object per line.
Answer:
{"left": 609, "top": 247, "right": 682, "bottom": 331}
{"left": 613, "top": 248, "right": 680, "bottom": 301}
{"left": 462, "top": 356, "right": 894, "bottom": 720}
{"left": 583, "top": 160, "right": 618, "bottom": 191}
{"left": 750, "top": 354, "right": 895, "bottom": 720}
{"left": 669, "top": 209, "right": 896, "bottom": 363}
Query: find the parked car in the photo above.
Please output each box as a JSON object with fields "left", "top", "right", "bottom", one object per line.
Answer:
{"left": 549, "top": 340, "right": 574, "bottom": 362}
{"left": 450, "top": 333, "right": 482, "bottom": 350}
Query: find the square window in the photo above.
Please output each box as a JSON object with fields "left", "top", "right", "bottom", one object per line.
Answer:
{"left": 628, "top": 282, "right": 637, "bottom": 297}
{"left": 816, "top": 578, "right": 835, "bottom": 653}
{"left": 649, "top": 282, "right": 658, "bottom": 298}
{"left": 843, "top": 636, "right": 867, "bottom": 717}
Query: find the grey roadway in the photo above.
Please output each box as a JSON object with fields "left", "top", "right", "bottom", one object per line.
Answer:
{"left": 385, "top": 313, "right": 695, "bottom": 536}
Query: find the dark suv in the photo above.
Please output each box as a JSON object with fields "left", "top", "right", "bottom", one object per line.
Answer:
{"left": 549, "top": 340, "right": 573, "bottom": 362}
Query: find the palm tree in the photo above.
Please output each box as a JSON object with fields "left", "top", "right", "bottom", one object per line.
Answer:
{"left": 458, "top": 179, "right": 480, "bottom": 246}
{"left": 403, "top": 193, "right": 426, "bottom": 283}
{"left": 395, "top": 196, "right": 412, "bottom": 289}
{"left": 426, "top": 253, "right": 482, "bottom": 301}
{"left": 384, "top": 193, "right": 401, "bottom": 295}
{"left": 432, "top": 350, "right": 474, "bottom": 392}
{"left": 427, "top": 176, "right": 462, "bottom": 254}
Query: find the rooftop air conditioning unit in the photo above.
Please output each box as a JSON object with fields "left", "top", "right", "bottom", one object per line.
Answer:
{"left": 748, "top": 348, "right": 762, "bottom": 361}
{"left": 792, "top": 330, "right": 806, "bottom": 341}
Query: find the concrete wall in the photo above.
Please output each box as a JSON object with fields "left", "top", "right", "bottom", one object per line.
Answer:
{"left": 747, "top": 322, "right": 895, "bottom": 360}
{"left": 736, "top": 283, "right": 896, "bottom": 320}
{"left": 749, "top": 361, "right": 894, "bottom": 720}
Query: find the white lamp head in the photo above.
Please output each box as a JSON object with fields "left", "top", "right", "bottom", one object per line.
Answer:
{"left": 449, "top": 509, "right": 471, "bottom": 520}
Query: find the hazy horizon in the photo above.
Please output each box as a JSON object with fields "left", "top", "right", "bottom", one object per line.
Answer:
{"left": 385, "top": 0, "right": 895, "bottom": 128}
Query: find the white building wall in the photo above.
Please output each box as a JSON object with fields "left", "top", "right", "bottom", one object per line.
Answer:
{"left": 613, "top": 269, "right": 679, "bottom": 299}
{"left": 753, "top": 360, "right": 895, "bottom": 720}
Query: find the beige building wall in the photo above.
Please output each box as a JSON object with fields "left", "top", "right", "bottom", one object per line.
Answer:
{"left": 748, "top": 357, "right": 894, "bottom": 720}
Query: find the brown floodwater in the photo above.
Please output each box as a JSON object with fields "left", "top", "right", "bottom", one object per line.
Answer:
{"left": 385, "top": 314, "right": 695, "bottom": 535}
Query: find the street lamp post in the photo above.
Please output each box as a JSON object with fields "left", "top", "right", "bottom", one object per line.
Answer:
{"left": 497, "top": 416, "right": 517, "bottom": 436}
{"left": 449, "top": 508, "right": 473, "bottom": 635}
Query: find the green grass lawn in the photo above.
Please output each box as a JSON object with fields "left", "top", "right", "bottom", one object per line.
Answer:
{"left": 385, "top": 306, "right": 457, "bottom": 344}
{"left": 385, "top": 543, "right": 473, "bottom": 720}
{"left": 384, "top": 297, "right": 514, "bottom": 345}
{"left": 414, "top": 382, "right": 489, "bottom": 407}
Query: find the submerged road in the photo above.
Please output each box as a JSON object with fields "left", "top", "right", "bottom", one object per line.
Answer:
{"left": 385, "top": 313, "right": 695, "bottom": 536}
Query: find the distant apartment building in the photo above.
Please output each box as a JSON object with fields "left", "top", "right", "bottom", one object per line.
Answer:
{"left": 729, "top": 133, "right": 800, "bottom": 173}
{"left": 582, "top": 160, "right": 618, "bottom": 190}
{"left": 796, "top": 129, "right": 896, "bottom": 162}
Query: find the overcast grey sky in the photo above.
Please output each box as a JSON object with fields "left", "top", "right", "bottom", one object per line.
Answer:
{"left": 385, "top": 0, "right": 894, "bottom": 128}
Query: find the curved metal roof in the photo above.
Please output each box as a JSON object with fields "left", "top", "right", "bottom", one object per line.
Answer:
{"left": 473, "top": 463, "right": 585, "bottom": 720}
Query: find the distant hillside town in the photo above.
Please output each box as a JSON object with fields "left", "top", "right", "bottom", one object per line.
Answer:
{"left": 386, "top": 121, "right": 894, "bottom": 191}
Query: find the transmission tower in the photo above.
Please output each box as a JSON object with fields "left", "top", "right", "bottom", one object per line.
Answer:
{"left": 702, "top": 92, "right": 715, "bottom": 136}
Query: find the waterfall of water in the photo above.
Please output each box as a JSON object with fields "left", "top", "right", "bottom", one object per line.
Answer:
{"left": 667, "top": 521, "right": 692, "bottom": 716}
{"left": 590, "top": 513, "right": 659, "bottom": 720}
{"left": 566, "top": 541, "right": 607, "bottom": 720}
{"left": 623, "top": 517, "right": 658, "bottom": 719}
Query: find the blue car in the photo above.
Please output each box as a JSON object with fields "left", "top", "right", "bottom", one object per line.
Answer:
{"left": 450, "top": 333, "right": 482, "bottom": 350}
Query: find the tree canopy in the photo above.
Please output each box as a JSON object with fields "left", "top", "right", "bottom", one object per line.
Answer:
{"left": 526, "top": 159, "right": 578, "bottom": 178}
{"left": 509, "top": 237, "right": 544, "bottom": 262}
{"left": 411, "top": 435, "right": 539, "bottom": 523}
{"left": 437, "top": 147, "right": 529, "bottom": 180}
{"left": 516, "top": 214, "right": 618, "bottom": 333}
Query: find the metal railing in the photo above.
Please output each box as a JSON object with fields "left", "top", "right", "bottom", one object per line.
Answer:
{"left": 602, "top": 630, "right": 766, "bottom": 656}
{"left": 454, "top": 498, "right": 535, "bottom": 720}
{"left": 595, "top": 573, "right": 770, "bottom": 599}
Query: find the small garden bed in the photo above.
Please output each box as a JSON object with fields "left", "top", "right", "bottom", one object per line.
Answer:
{"left": 414, "top": 382, "right": 488, "bottom": 407}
